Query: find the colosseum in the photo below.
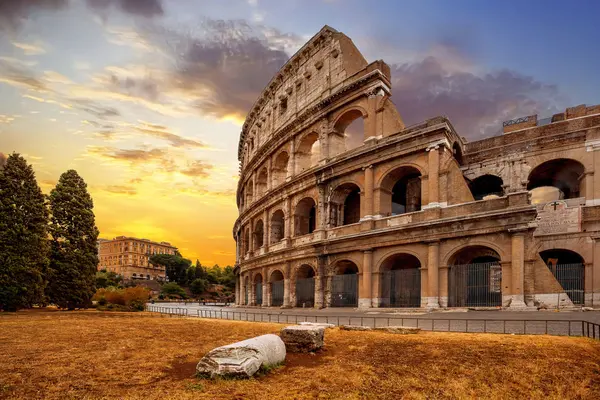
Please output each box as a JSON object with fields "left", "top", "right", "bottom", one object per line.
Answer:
{"left": 232, "top": 26, "right": 600, "bottom": 310}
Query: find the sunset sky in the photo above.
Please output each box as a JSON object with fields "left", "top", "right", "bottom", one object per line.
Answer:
{"left": 1, "top": 0, "right": 599, "bottom": 266}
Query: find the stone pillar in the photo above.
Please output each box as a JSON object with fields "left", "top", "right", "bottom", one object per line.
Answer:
{"left": 426, "top": 241, "right": 440, "bottom": 308}
{"left": 267, "top": 157, "right": 272, "bottom": 192}
{"left": 362, "top": 165, "right": 374, "bottom": 219}
{"left": 290, "top": 138, "right": 296, "bottom": 177}
{"left": 426, "top": 144, "right": 440, "bottom": 207}
{"left": 263, "top": 209, "right": 269, "bottom": 252}
{"left": 371, "top": 271, "right": 382, "bottom": 307}
{"left": 235, "top": 274, "right": 240, "bottom": 305}
{"left": 315, "top": 256, "right": 326, "bottom": 308}
{"left": 252, "top": 170, "right": 257, "bottom": 203}
{"left": 420, "top": 264, "right": 429, "bottom": 308}
{"left": 509, "top": 229, "right": 528, "bottom": 308}
{"left": 591, "top": 236, "right": 600, "bottom": 307}
{"left": 317, "top": 184, "right": 327, "bottom": 231}
{"left": 359, "top": 250, "right": 373, "bottom": 308}
{"left": 262, "top": 267, "right": 268, "bottom": 306}
{"left": 249, "top": 220, "right": 254, "bottom": 254}
{"left": 240, "top": 273, "right": 246, "bottom": 305}
{"left": 248, "top": 272, "right": 255, "bottom": 306}
{"left": 438, "top": 265, "right": 449, "bottom": 307}
{"left": 283, "top": 262, "right": 291, "bottom": 308}
{"left": 284, "top": 197, "right": 292, "bottom": 245}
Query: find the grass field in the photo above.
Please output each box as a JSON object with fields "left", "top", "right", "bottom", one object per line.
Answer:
{"left": 1, "top": 310, "right": 600, "bottom": 399}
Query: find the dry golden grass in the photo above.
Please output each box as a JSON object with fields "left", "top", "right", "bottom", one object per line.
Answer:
{"left": 1, "top": 310, "right": 600, "bottom": 400}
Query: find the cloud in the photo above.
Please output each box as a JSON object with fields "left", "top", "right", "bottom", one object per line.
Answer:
{"left": 71, "top": 99, "right": 121, "bottom": 119}
{"left": 86, "top": 0, "right": 164, "bottom": 18}
{"left": 389, "top": 47, "right": 567, "bottom": 140}
{"left": 0, "top": 0, "right": 67, "bottom": 33}
{"left": 103, "top": 185, "right": 137, "bottom": 195}
{"left": 180, "top": 160, "right": 213, "bottom": 178}
{"left": 12, "top": 41, "right": 46, "bottom": 56}
{"left": 88, "top": 146, "right": 167, "bottom": 163}
{"left": 134, "top": 122, "right": 207, "bottom": 148}
{"left": 0, "top": 115, "right": 17, "bottom": 124}
{"left": 0, "top": 57, "right": 48, "bottom": 92}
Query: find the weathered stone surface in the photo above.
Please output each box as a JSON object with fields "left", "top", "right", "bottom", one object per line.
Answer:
{"left": 280, "top": 325, "right": 325, "bottom": 352}
{"left": 374, "top": 326, "right": 421, "bottom": 334}
{"left": 196, "top": 334, "right": 285, "bottom": 379}
{"left": 299, "top": 322, "right": 335, "bottom": 329}
{"left": 340, "top": 325, "right": 372, "bottom": 331}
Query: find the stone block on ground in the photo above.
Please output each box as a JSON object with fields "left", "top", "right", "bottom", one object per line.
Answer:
{"left": 340, "top": 325, "right": 372, "bottom": 331}
{"left": 298, "top": 321, "right": 336, "bottom": 329}
{"left": 374, "top": 326, "right": 421, "bottom": 334}
{"left": 280, "top": 325, "right": 325, "bottom": 353}
{"left": 196, "top": 334, "right": 286, "bottom": 379}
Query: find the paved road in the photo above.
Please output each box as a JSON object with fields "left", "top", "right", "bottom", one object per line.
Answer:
{"left": 146, "top": 302, "right": 600, "bottom": 338}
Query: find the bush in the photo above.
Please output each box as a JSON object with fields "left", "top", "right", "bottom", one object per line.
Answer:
{"left": 160, "top": 282, "right": 186, "bottom": 298}
{"left": 97, "top": 296, "right": 107, "bottom": 306}
{"left": 190, "top": 278, "right": 208, "bottom": 295}
{"left": 92, "top": 287, "right": 150, "bottom": 311}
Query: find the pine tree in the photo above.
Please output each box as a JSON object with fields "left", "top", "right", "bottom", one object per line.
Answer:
{"left": 46, "top": 170, "right": 99, "bottom": 309}
{"left": 0, "top": 153, "right": 49, "bottom": 311}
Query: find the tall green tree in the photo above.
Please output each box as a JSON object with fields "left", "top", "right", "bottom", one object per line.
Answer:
{"left": 149, "top": 253, "right": 191, "bottom": 285}
{"left": 46, "top": 170, "right": 99, "bottom": 309}
{"left": 0, "top": 153, "right": 49, "bottom": 311}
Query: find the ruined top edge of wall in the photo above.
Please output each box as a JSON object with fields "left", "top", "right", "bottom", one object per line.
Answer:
{"left": 501, "top": 104, "right": 600, "bottom": 134}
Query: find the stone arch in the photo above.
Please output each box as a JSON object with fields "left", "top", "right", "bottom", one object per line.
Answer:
{"left": 294, "top": 264, "right": 316, "bottom": 307}
{"left": 446, "top": 245, "right": 503, "bottom": 307}
{"left": 270, "top": 209, "right": 285, "bottom": 243}
{"left": 272, "top": 151, "right": 290, "bottom": 186}
{"left": 330, "top": 259, "right": 360, "bottom": 307}
{"left": 330, "top": 182, "right": 361, "bottom": 227}
{"left": 379, "top": 165, "right": 423, "bottom": 216}
{"left": 442, "top": 241, "right": 507, "bottom": 267}
{"left": 527, "top": 158, "right": 585, "bottom": 202}
{"left": 269, "top": 268, "right": 285, "bottom": 307}
{"left": 296, "top": 131, "right": 320, "bottom": 173}
{"left": 378, "top": 253, "right": 422, "bottom": 308}
{"left": 469, "top": 174, "right": 504, "bottom": 200}
{"left": 245, "top": 178, "right": 254, "bottom": 205}
{"left": 294, "top": 197, "right": 317, "bottom": 236}
{"left": 269, "top": 268, "right": 285, "bottom": 282}
{"left": 253, "top": 219, "right": 264, "bottom": 250}
{"left": 243, "top": 227, "right": 250, "bottom": 255}
{"left": 375, "top": 248, "right": 426, "bottom": 273}
{"left": 256, "top": 167, "right": 268, "bottom": 198}
{"left": 539, "top": 248, "right": 585, "bottom": 305}
{"left": 332, "top": 108, "right": 367, "bottom": 156}
{"left": 253, "top": 272, "right": 264, "bottom": 306}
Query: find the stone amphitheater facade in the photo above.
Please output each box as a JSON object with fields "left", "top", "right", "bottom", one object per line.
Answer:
{"left": 232, "top": 26, "right": 600, "bottom": 310}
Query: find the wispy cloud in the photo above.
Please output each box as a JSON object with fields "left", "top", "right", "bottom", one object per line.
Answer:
{"left": 12, "top": 41, "right": 46, "bottom": 55}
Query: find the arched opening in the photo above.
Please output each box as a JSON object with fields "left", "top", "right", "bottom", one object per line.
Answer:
{"left": 330, "top": 183, "right": 361, "bottom": 227}
{"left": 270, "top": 270, "right": 284, "bottom": 307}
{"left": 296, "top": 132, "right": 320, "bottom": 173}
{"left": 332, "top": 109, "right": 364, "bottom": 156}
{"left": 469, "top": 175, "right": 504, "bottom": 200}
{"left": 272, "top": 151, "right": 289, "bottom": 186}
{"left": 527, "top": 159, "right": 584, "bottom": 204}
{"left": 331, "top": 260, "right": 359, "bottom": 307}
{"left": 379, "top": 253, "right": 421, "bottom": 308}
{"left": 294, "top": 197, "right": 317, "bottom": 236}
{"left": 295, "top": 264, "right": 315, "bottom": 307}
{"left": 245, "top": 180, "right": 254, "bottom": 205}
{"left": 243, "top": 228, "right": 250, "bottom": 255}
{"left": 540, "top": 249, "right": 585, "bottom": 305}
{"left": 453, "top": 143, "right": 464, "bottom": 166}
{"left": 254, "top": 274, "right": 263, "bottom": 306}
{"left": 244, "top": 276, "right": 249, "bottom": 305}
{"left": 256, "top": 167, "right": 268, "bottom": 198}
{"left": 380, "top": 166, "right": 422, "bottom": 216}
{"left": 448, "top": 246, "right": 502, "bottom": 307}
{"left": 253, "top": 220, "right": 264, "bottom": 250}
{"left": 270, "top": 209, "right": 285, "bottom": 243}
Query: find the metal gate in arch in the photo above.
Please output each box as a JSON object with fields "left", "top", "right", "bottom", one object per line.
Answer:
{"left": 254, "top": 283, "right": 263, "bottom": 305}
{"left": 295, "top": 277, "right": 315, "bottom": 307}
{"left": 331, "top": 274, "right": 358, "bottom": 307}
{"left": 551, "top": 263, "right": 585, "bottom": 305}
{"left": 381, "top": 268, "right": 421, "bottom": 307}
{"left": 271, "top": 281, "right": 284, "bottom": 306}
{"left": 448, "top": 262, "right": 502, "bottom": 307}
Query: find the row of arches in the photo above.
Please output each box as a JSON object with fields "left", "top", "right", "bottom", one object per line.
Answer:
{"left": 468, "top": 158, "right": 585, "bottom": 203}
{"left": 240, "top": 111, "right": 366, "bottom": 210}
{"left": 241, "top": 246, "right": 585, "bottom": 307}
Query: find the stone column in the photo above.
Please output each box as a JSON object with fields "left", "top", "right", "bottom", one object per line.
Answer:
{"left": 284, "top": 197, "right": 292, "bottom": 246}
{"left": 248, "top": 272, "right": 255, "bottom": 306}
{"left": 262, "top": 267, "right": 268, "bottom": 306}
{"left": 317, "top": 184, "right": 327, "bottom": 233}
{"left": 290, "top": 138, "right": 296, "bottom": 177}
{"left": 283, "top": 262, "right": 291, "bottom": 308}
{"left": 249, "top": 220, "right": 254, "bottom": 255}
{"left": 438, "top": 265, "right": 448, "bottom": 307}
{"left": 240, "top": 273, "right": 246, "bottom": 305}
{"left": 420, "top": 264, "right": 429, "bottom": 308}
{"left": 315, "top": 256, "right": 326, "bottom": 308}
{"left": 509, "top": 229, "right": 528, "bottom": 308}
{"left": 252, "top": 170, "right": 257, "bottom": 203}
{"left": 359, "top": 250, "right": 373, "bottom": 308}
{"left": 362, "top": 165, "right": 374, "bottom": 219}
{"left": 263, "top": 209, "right": 269, "bottom": 252}
{"left": 426, "top": 144, "right": 440, "bottom": 207}
{"left": 267, "top": 157, "right": 273, "bottom": 192}
{"left": 235, "top": 274, "right": 240, "bottom": 305}
{"left": 426, "top": 241, "right": 440, "bottom": 308}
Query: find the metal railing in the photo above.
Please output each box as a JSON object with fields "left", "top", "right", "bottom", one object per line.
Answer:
{"left": 145, "top": 305, "right": 600, "bottom": 340}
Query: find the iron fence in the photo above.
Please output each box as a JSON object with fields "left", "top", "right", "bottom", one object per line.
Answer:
{"left": 144, "top": 305, "right": 600, "bottom": 341}
{"left": 271, "top": 281, "right": 284, "bottom": 306}
{"left": 449, "top": 262, "right": 502, "bottom": 307}
{"left": 331, "top": 274, "right": 358, "bottom": 307}
{"left": 551, "top": 263, "right": 585, "bottom": 305}
{"left": 255, "top": 283, "right": 263, "bottom": 305}
{"left": 296, "top": 277, "right": 315, "bottom": 308}
{"left": 380, "top": 268, "right": 421, "bottom": 308}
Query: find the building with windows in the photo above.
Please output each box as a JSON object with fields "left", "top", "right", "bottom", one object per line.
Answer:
{"left": 232, "top": 25, "right": 600, "bottom": 310}
{"left": 97, "top": 236, "right": 177, "bottom": 281}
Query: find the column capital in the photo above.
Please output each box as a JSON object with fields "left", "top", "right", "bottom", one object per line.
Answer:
{"left": 424, "top": 239, "right": 440, "bottom": 245}
{"left": 508, "top": 226, "right": 530, "bottom": 234}
{"left": 362, "top": 164, "right": 374, "bottom": 170}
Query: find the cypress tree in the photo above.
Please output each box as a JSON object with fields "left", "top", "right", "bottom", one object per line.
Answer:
{"left": 0, "top": 153, "right": 49, "bottom": 311}
{"left": 46, "top": 170, "right": 99, "bottom": 309}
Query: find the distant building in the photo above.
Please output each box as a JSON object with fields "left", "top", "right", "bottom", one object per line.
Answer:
{"left": 97, "top": 236, "right": 177, "bottom": 281}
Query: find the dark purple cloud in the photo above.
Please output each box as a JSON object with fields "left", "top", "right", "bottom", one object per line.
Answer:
{"left": 86, "top": 0, "right": 163, "bottom": 18}
{"left": 0, "top": 0, "right": 67, "bottom": 32}
{"left": 389, "top": 56, "right": 567, "bottom": 140}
